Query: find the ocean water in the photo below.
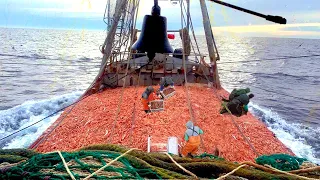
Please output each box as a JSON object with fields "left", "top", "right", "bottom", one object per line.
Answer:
{"left": 0, "top": 27, "right": 319, "bottom": 164}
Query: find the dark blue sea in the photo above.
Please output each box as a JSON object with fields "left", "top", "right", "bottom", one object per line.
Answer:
{"left": 0, "top": 27, "right": 319, "bottom": 164}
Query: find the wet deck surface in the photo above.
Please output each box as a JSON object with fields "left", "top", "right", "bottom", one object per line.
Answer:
{"left": 34, "top": 84, "right": 293, "bottom": 162}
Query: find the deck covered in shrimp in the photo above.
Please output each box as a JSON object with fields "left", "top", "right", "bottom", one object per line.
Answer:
{"left": 32, "top": 84, "right": 293, "bottom": 162}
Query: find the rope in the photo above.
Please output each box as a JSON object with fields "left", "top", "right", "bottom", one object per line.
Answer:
{"left": 239, "top": 161, "right": 275, "bottom": 173}
{"left": 0, "top": 160, "right": 26, "bottom": 169}
{"left": 165, "top": 152, "right": 198, "bottom": 179}
{"left": 180, "top": 0, "right": 195, "bottom": 123}
{"left": 289, "top": 166, "right": 320, "bottom": 174}
{"left": 250, "top": 85, "right": 320, "bottom": 103}
{"left": 1, "top": 62, "right": 100, "bottom": 67}
{"left": 181, "top": 2, "right": 201, "bottom": 63}
{"left": 84, "top": 0, "right": 128, "bottom": 96}
{"left": 222, "top": 103, "right": 260, "bottom": 157}
{"left": 30, "top": 33, "right": 113, "bottom": 148}
{"left": 181, "top": 0, "right": 223, "bottom": 102}
{"left": 204, "top": 3, "right": 220, "bottom": 61}
{"left": 30, "top": 103, "right": 79, "bottom": 149}
{"left": 108, "top": 0, "right": 140, "bottom": 144}
{"left": 83, "top": 148, "right": 137, "bottom": 180}
{"left": 129, "top": 70, "right": 141, "bottom": 146}
{"left": 56, "top": 151, "right": 76, "bottom": 180}
{"left": 181, "top": 1, "right": 201, "bottom": 62}
{"left": 0, "top": 93, "right": 91, "bottom": 143}
{"left": 182, "top": 2, "right": 258, "bottom": 157}
{"left": 180, "top": 0, "right": 208, "bottom": 153}
{"left": 216, "top": 164, "right": 246, "bottom": 180}
{"left": 240, "top": 161, "right": 320, "bottom": 180}
{"left": 218, "top": 54, "right": 320, "bottom": 64}
{"left": 264, "top": 164, "right": 318, "bottom": 180}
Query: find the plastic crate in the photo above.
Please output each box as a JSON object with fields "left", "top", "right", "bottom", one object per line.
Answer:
{"left": 149, "top": 100, "right": 164, "bottom": 112}
{"left": 161, "top": 87, "right": 175, "bottom": 99}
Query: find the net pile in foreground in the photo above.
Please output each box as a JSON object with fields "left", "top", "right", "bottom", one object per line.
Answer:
{"left": 1, "top": 144, "right": 319, "bottom": 179}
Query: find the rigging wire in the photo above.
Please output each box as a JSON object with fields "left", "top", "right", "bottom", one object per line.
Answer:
{"left": 108, "top": 0, "right": 140, "bottom": 144}
{"left": 1, "top": 1, "right": 141, "bottom": 146}
{"left": 222, "top": 103, "right": 260, "bottom": 157}
{"left": 180, "top": 0, "right": 196, "bottom": 123}
{"left": 218, "top": 54, "right": 320, "bottom": 64}
{"left": 2, "top": 0, "right": 318, "bottom": 154}
{"left": 0, "top": 92, "right": 92, "bottom": 143}
{"left": 2, "top": 67, "right": 314, "bottom": 144}
{"left": 129, "top": 70, "right": 141, "bottom": 146}
{"left": 2, "top": 54, "right": 319, "bottom": 68}
{"left": 180, "top": 0, "right": 209, "bottom": 153}
{"left": 180, "top": 0, "right": 258, "bottom": 155}
{"left": 1, "top": 62, "right": 100, "bottom": 67}
{"left": 217, "top": 69, "right": 320, "bottom": 103}
{"left": 128, "top": 0, "right": 142, "bottom": 147}
{"left": 250, "top": 85, "right": 320, "bottom": 103}
{"left": 31, "top": 1, "right": 133, "bottom": 149}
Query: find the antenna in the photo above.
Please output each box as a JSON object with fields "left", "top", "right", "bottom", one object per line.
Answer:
{"left": 208, "top": 0, "right": 287, "bottom": 24}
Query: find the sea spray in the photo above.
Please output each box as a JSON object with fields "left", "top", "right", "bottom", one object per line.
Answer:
{"left": 0, "top": 91, "right": 82, "bottom": 149}
{"left": 249, "top": 103, "right": 320, "bottom": 165}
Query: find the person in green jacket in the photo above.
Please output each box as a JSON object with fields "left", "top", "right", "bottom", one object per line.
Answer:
{"left": 220, "top": 93, "right": 254, "bottom": 117}
{"left": 222, "top": 88, "right": 250, "bottom": 102}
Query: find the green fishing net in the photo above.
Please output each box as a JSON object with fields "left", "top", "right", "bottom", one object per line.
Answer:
{"left": 255, "top": 154, "right": 307, "bottom": 171}
{"left": 195, "top": 153, "right": 224, "bottom": 160}
{"left": 0, "top": 150, "right": 160, "bottom": 180}
{"left": 1, "top": 145, "right": 318, "bottom": 179}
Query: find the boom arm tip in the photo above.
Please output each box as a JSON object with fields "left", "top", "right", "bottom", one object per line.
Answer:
{"left": 266, "top": 15, "right": 287, "bottom": 24}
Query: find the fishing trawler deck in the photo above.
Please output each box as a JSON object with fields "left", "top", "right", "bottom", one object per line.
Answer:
{"left": 32, "top": 84, "right": 293, "bottom": 162}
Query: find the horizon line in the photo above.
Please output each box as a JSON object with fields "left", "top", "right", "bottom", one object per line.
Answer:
{"left": 1, "top": 25, "right": 320, "bottom": 40}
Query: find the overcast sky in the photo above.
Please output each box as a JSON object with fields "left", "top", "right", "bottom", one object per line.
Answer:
{"left": 0, "top": 0, "right": 319, "bottom": 38}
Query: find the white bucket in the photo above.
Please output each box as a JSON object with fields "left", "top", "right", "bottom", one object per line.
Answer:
{"left": 167, "top": 137, "right": 178, "bottom": 155}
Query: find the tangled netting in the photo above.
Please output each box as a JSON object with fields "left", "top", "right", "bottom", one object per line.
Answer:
{"left": 0, "top": 144, "right": 319, "bottom": 180}
{"left": 0, "top": 150, "right": 158, "bottom": 179}
{"left": 256, "top": 154, "right": 307, "bottom": 171}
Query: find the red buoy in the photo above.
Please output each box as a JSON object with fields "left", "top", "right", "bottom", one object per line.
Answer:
{"left": 168, "top": 34, "right": 175, "bottom": 39}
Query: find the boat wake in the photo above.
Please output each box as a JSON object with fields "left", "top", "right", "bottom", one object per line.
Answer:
{"left": 250, "top": 103, "right": 320, "bottom": 165}
{"left": 0, "top": 91, "right": 82, "bottom": 149}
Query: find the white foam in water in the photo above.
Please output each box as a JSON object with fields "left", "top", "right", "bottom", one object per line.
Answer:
{"left": 0, "top": 91, "right": 82, "bottom": 149}
{"left": 249, "top": 103, "right": 320, "bottom": 165}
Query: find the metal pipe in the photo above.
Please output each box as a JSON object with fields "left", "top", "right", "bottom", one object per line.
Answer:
{"left": 199, "top": 0, "right": 221, "bottom": 88}
{"left": 208, "top": 0, "right": 286, "bottom": 24}
{"left": 186, "top": 0, "right": 190, "bottom": 32}
{"left": 107, "top": 0, "right": 111, "bottom": 29}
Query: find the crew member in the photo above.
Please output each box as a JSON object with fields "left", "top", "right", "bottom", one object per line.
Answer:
{"left": 159, "top": 77, "right": 174, "bottom": 92}
{"left": 222, "top": 88, "right": 251, "bottom": 102}
{"left": 180, "top": 120, "right": 204, "bottom": 158}
{"left": 141, "top": 86, "right": 158, "bottom": 113}
{"left": 220, "top": 94, "right": 254, "bottom": 117}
